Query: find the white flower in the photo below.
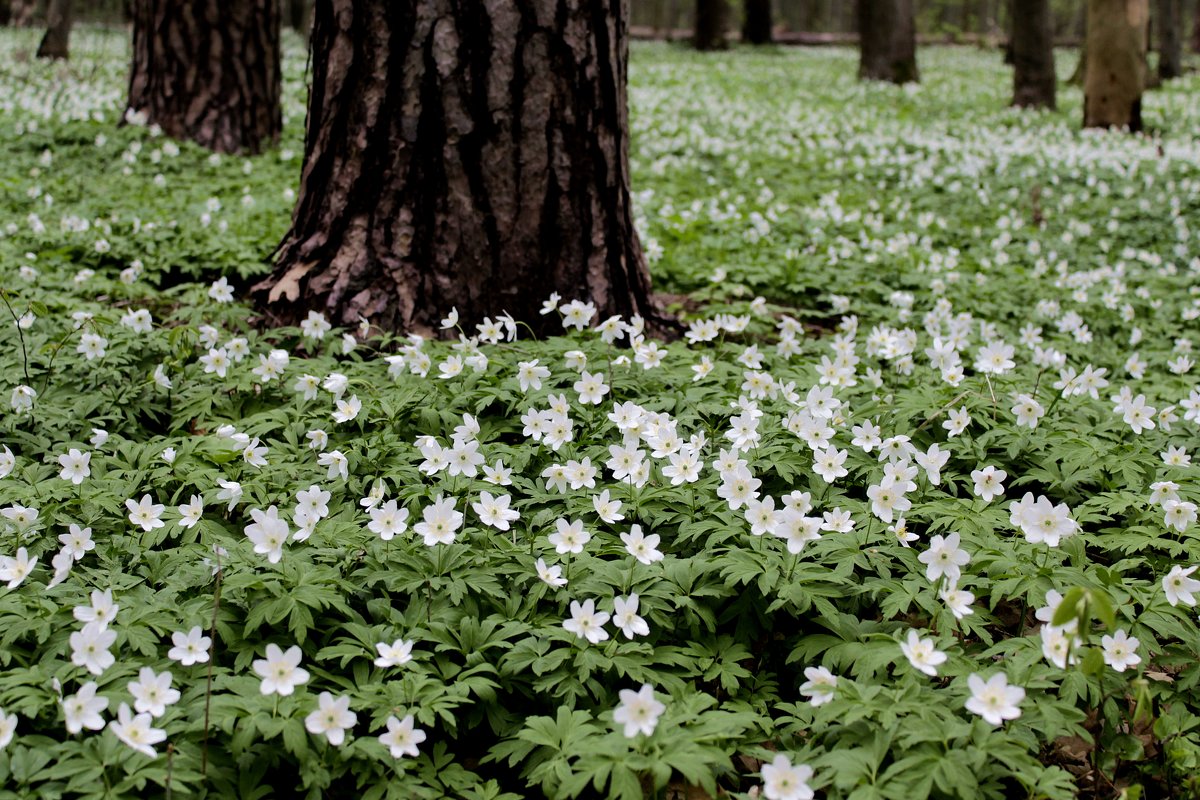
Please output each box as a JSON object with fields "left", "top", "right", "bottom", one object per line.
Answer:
{"left": 125, "top": 494, "right": 165, "bottom": 532}
{"left": 1163, "top": 565, "right": 1200, "bottom": 607}
{"left": 318, "top": 450, "right": 348, "bottom": 481}
{"left": 216, "top": 479, "right": 243, "bottom": 511}
{"left": 374, "top": 639, "right": 415, "bottom": 668}
{"left": 971, "top": 466, "right": 1006, "bottom": 502}
{"left": 379, "top": 714, "right": 426, "bottom": 758}
{"left": 812, "top": 447, "right": 848, "bottom": 484}
{"left": 548, "top": 518, "right": 591, "bottom": 555}
{"left": 69, "top": 621, "right": 118, "bottom": 676}
{"left": 799, "top": 666, "right": 838, "bottom": 706}
{"left": 1011, "top": 394, "right": 1045, "bottom": 429}
{"left": 127, "top": 668, "right": 180, "bottom": 717}
{"left": 305, "top": 692, "right": 356, "bottom": 746}
{"left": 177, "top": 496, "right": 204, "bottom": 529}
{"left": 761, "top": 754, "right": 815, "bottom": 800}
{"left": 917, "top": 532, "right": 970, "bottom": 584}
{"left": 368, "top": 499, "right": 410, "bottom": 541}
{"left": 1164, "top": 500, "right": 1197, "bottom": 533}
{"left": 76, "top": 333, "right": 108, "bottom": 361}
{"left": 57, "top": 449, "right": 91, "bottom": 484}
{"left": 612, "top": 684, "right": 665, "bottom": 738}
{"left": 253, "top": 644, "right": 310, "bottom": 696}
{"left": 110, "top": 703, "right": 167, "bottom": 758}
{"left": 0, "top": 547, "right": 37, "bottom": 589}
{"left": 332, "top": 395, "right": 362, "bottom": 424}
{"left": 535, "top": 557, "right": 567, "bottom": 588}
{"left": 620, "top": 524, "right": 664, "bottom": 565}
{"left": 899, "top": 629, "right": 947, "bottom": 677}
{"left": 940, "top": 584, "right": 976, "bottom": 619}
{"left": 1101, "top": 629, "right": 1142, "bottom": 672}
{"left": 472, "top": 491, "right": 519, "bottom": 531}
{"left": 167, "top": 626, "right": 211, "bottom": 666}
{"left": 563, "top": 599, "right": 610, "bottom": 644}
{"left": 245, "top": 506, "right": 290, "bottom": 563}
{"left": 300, "top": 311, "right": 332, "bottom": 340}
{"left": 59, "top": 523, "right": 95, "bottom": 560}
{"left": 0, "top": 708, "right": 17, "bottom": 750}
{"left": 612, "top": 594, "right": 649, "bottom": 639}
{"left": 964, "top": 672, "right": 1024, "bottom": 726}
{"left": 0, "top": 445, "right": 14, "bottom": 479}
{"left": 913, "top": 443, "right": 950, "bottom": 485}
{"left": 10, "top": 385, "right": 36, "bottom": 414}
{"left": 414, "top": 495, "right": 463, "bottom": 546}
{"left": 73, "top": 588, "right": 119, "bottom": 629}
{"left": 573, "top": 371, "right": 609, "bottom": 405}
{"left": 62, "top": 682, "right": 108, "bottom": 734}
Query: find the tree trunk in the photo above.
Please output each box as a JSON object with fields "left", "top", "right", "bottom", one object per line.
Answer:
{"left": 694, "top": 0, "right": 729, "bottom": 49}
{"left": 36, "top": 0, "right": 71, "bottom": 60}
{"left": 8, "top": 0, "right": 34, "bottom": 27}
{"left": 743, "top": 0, "right": 772, "bottom": 43}
{"left": 858, "top": 0, "right": 919, "bottom": 82}
{"left": 1194, "top": 0, "right": 1200, "bottom": 50}
{"left": 287, "top": 0, "right": 312, "bottom": 39}
{"left": 125, "top": 0, "right": 281, "bottom": 154}
{"left": 1084, "top": 0, "right": 1148, "bottom": 131}
{"left": 1157, "top": 0, "right": 1182, "bottom": 78}
{"left": 255, "top": 0, "right": 663, "bottom": 337}
{"left": 1012, "top": 0, "right": 1056, "bottom": 108}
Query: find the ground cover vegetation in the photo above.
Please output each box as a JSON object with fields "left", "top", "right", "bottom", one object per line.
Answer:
{"left": 1, "top": 27, "right": 1199, "bottom": 800}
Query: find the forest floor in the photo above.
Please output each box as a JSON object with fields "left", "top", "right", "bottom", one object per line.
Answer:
{"left": 1, "top": 28, "right": 1199, "bottom": 800}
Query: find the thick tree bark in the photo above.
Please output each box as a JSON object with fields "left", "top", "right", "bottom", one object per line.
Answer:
{"left": 694, "top": 0, "right": 729, "bottom": 49}
{"left": 256, "top": 0, "right": 663, "bottom": 336}
{"left": 8, "top": 0, "right": 34, "bottom": 27}
{"left": 1156, "top": 0, "right": 1182, "bottom": 79}
{"left": 125, "top": 0, "right": 281, "bottom": 154}
{"left": 857, "top": 0, "right": 919, "bottom": 83}
{"left": 36, "top": 0, "right": 71, "bottom": 60}
{"left": 1084, "top": 0, "right": 1148, "bottom": 131}
{"left": 1012, "top": 0, "right": 1056, "bottom": 108}
{"left": 743, "top": 0, "right": 772, "bottom": 43}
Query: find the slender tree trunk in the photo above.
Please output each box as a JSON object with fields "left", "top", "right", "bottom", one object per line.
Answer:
{"left": 743, "top": 0, "right": 772, "bottom": 43}
{"left": 1084, "top": 0, "right": 1148, "bottom": 130}
{"left": 1193, "top": 0, "right": 1200, "bottom": 50}
{"left": 1157, "top": 0, "right": 1182, "bottom": 78}
{"left": 0, "top": 3, "right": 9, "bottom": 25}
{"left": 287, "top": 0, "right": 307, "bottom": 32}
{"left": 8, "top": 0, "right": 34, "bottom": 27}
{"left": 1012, "top": 0, "right": 1056, "bottom": 107}
{"left": 125, "top": 0, "right": 281, "bottom": 154}
{"left": 858, "top": 0, "right": 919, "bottom": 82}
{"left": 694, "top": 0, "right": 729, "bottom": 49}
{"left": 256, "top": 0, "right": 663, "bottom": 336}
{"left": 36, "top": 0, "right": 71, "bottom": 60}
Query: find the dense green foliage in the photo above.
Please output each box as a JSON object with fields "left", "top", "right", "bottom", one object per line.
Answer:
{"left": 1, "top": 29, "right": 1199, "bottom": 800}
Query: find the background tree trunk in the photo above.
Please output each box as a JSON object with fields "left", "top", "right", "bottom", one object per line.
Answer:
{"left": 8, "top": 0, "right": 34, "bottom": 27}
{"left": 36, "top": 0, "right": 72, "bottom": 60}
{"left": 256, "top": 0, "right": 662, "bottom": 336}
{"left": 694, "top": 0, "right": 729, "bottom": 49}
{"left": 1011, "top": 0, "right": 1056, "bottom": 108}
{"left": 1156, "top": 0, "right": 1182, "bottom": 78}
{"left": 743, "top": 0, "right": 772, "bottom": 43}
{"left": 125, "top": 0, "right": 281, "bottom": 154}
{"left": 1084, "top": 0, "right": 1148, "bottom": 130}
{"left": 858, "top": 0, "right": 919, "bottom": 82}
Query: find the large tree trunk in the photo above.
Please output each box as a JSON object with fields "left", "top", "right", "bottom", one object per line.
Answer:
{"left": 255, "top": 0, "right": 663, "bottom": 336}
{"left": 743, "top": 0, "right": 772, "bottom": 43}
{"left": 694, "top": 0, "right": 729, "bottom": 49}
{"left": 8, "top": 0, "right": 34, "bottom": 27}
{"left": 1084, "top": 0, "right": 1148, "bottom": 131}
{"left": 1156, "top": 0, "right": 1182, "bottom": 79}
{"left": 1012, "top": 0, "right": 1056, "bottom": 108}
{"left": 857, "top": 0, "right": 919, "bottom": 83}
{"left": 125, "top": 0, "right": 281, "bottom": 154}
{"left": 36, "top": 0, "right": 71, "bottom": 60}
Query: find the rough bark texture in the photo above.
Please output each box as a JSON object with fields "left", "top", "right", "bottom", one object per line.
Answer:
{"left": 1156, "top": 0, "right": 1182, "bottom": 79}
{"left": 742, "top": 0, "right": 772, "bottom": 43}
{"left": 1084, "top": 0, "right": 1147, "bottom": 131}
{"left": 857, "top": 0, "right": 919, "bottom": 83}
{"left": 1012, "top": 0, "right": 1056, "bottom": 108}
{"left": 8, "top": 0, "right": 34, "bottom": 27}
{"left": 256, "top": 0, "right": 663, "bottom": 337}
{"left": 125, "top": 0, "right": 282, "bottom": 154}
{"left": 694, "top": 0, "right": 729, "bottom": 49}
{"left": 36, "top": 0, "right": 71, "bottom": 60}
